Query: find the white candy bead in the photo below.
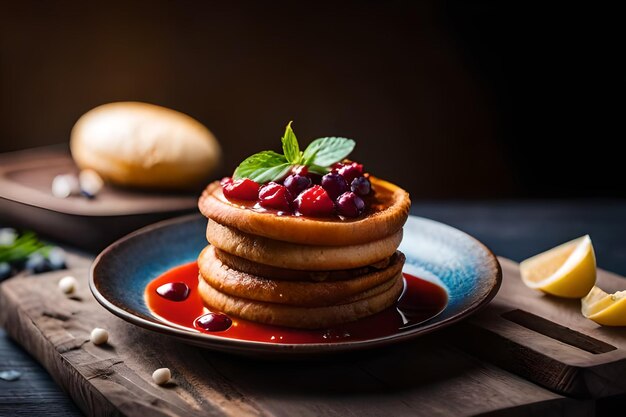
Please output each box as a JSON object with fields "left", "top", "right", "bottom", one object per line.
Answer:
{"left": 79, "top": 169, "right": 104, "bottom": 197}
{"left": 58, "top": 275, "right": 77, "bottom": 294}
{"left": 90, "top": 328, "right": 109, "bottom": 345}
{"left": 52, "top": 174, "right": 80, "bottom": 198}
{"left": 152, "top": 368, "right": 171, "bottom": 385}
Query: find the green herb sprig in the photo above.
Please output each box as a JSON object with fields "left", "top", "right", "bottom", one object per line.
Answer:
{"left": 0, "top": 231, "right": 50, "bottom": 263}
{"left": 233, "top": 122, "right": 355, "bottom": 183}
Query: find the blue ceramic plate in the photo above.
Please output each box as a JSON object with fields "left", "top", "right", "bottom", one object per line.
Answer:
{"left": 90, "top": 214, "right": 501, "bottom": 355}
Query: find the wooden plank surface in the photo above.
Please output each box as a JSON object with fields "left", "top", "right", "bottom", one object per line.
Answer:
{"left": 0, "top": 257, "right": 593, "bottom": 417}
{"left": 451, "top": 258, "right": 626, "bottom": 398}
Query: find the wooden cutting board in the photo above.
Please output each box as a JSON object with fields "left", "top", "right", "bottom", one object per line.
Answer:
{"left": 450, "top": 258, "right": 626, "bottom": 399}
{"left": 0, "top": 146, "right": 198, "bottom": 251}
{"left": 2, "top": 255, "right": 621, "bottom": 417}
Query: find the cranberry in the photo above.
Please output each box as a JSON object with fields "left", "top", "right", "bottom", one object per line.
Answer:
{"left": 336, "top": 192, "right": 365, "bottom": 218}
{"left": 291, "top": 165, "right": 309, "bottom": 176}
{"left": 223, "top": 178, "right": 259, "bottom": 201}
{"left": 195, "top": 312, "right": 232, "bottom": 332}
{"left": 338, "top": 162, "right": 363, "bottom": 184}
{"left": 331, "top": 162, "right": 345, "bottom": 172}
{"left": 259, "top": 182, "right": 293, "bottom": 212}
{"left": 156, "top": 282, "right": 190, "bottom": 302}
{"left": 321, "top": 173, "right": 349, "bottom": 200}
{"left": 283, "top": 174, "right": 312, "bottom": 198}
{"left": 350, "top": 176, "right": 371, "bottom": 196}
{"left": 296, "top": 185, "right": 335, "bottom": 217}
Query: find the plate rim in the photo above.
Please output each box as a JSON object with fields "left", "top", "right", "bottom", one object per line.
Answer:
{"left": 89, "top": 213, "right": 502, "bottom": 354}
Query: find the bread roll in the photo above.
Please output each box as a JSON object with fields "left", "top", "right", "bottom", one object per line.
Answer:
{"left": 70, "top": 102, "right": 221, "bottom": 190}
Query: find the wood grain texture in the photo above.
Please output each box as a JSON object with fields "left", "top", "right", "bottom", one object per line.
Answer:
{"left": 451, "top": 258, "right": 626, "bottom": 398}
{"left": 0, "top": 258, "right": 593, "bottom": 417}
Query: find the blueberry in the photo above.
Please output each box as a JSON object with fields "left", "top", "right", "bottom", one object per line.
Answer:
{"left": 25, "top": 253, "right": 52, "bottom": 274}
{"left": 47, "top": 247, "right": 67, "bottom": 270}
{"left": 321, "top": 173, "right": 349, "bottom": 200}
{"left": 350, "top": 176, "right": 371, "bottom": 196}
{"left": 0, "top": 262, "right": 13, "bottom": 281}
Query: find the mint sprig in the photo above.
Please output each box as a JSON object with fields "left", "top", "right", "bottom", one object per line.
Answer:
{"left": 233, "top": 122, "right": 355, "bottom": 183}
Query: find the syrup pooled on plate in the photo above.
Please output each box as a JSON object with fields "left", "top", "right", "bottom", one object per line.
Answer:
{"left": 145, "top": 262, "right": 448, "bottom": 344}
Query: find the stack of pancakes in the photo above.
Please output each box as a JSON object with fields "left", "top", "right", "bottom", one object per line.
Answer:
{"left": 197, "top": 177, "right": 411, "bottom": 329}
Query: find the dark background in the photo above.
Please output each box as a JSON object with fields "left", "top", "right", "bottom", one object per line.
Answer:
{"left": 1, "top": 1, "right": 624, "bottom": 199}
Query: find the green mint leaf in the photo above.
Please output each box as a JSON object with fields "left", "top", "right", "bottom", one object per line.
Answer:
{"left": 233, "top": 151, "right": 292, "bottom": 183}
{"left": 281, "top": 121, "right": 301, "bottom": 164}
{"left": 303, "top": 137, "right": 355, "bottom": 167}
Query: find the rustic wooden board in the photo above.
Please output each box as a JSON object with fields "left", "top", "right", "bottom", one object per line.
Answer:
{"left": 0, "top": 146, "right": 197, "bottom": 251}
{"left": 0, "top": 256, "right": 593, "bottom": 417}
{"left": 451, "top": 258, "right": 626, "bottom": 399}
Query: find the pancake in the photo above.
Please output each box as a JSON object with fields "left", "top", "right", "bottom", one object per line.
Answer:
{"left": 206, "top": 219, "right": 403, "bottom": 270}
{"left": 198, "top": 245, "right": 405, "bottom": 306}
{"left": 198, "top": 176, "right": 410, "bottom": 246}
{"left": 214, "top": 248, "right": 398, "bottom": 282}
{"left": 198, "top": 272, "right": 404, "bottom": 329}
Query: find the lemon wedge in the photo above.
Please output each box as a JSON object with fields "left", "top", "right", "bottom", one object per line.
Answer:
{"left": 582, "top": 286, "right": 626, "bottom": 326}
{"left": 520, "top": 235, "right": 596, "bottom": 298}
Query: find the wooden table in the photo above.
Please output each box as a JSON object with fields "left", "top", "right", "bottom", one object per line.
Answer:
{"left": 2, "top": 201, "right": 626, "bottom": 416}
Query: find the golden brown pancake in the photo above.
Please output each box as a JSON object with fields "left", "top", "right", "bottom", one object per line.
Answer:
{"left": 214, "top": 248, "right": 398, "bottom": 282}
{"left": 197, "top": 272, "right": 404, "bottom": 329}
{"left": 206, "top": 219, "right": 403, "bottom": 270}
{"left": 198, "top": 176, "right": 410, "bottom": 246}
{"left": 198, "top": 245, "right": 405, "bottom": 306}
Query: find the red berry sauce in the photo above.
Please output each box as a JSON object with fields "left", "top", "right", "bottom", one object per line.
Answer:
{"left": 145, "top": 262, "right": 448, "bottom": 344}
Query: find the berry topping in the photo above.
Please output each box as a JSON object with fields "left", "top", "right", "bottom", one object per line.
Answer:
{"left": 331, "top": 162, "right": 345, "bottom": 172}
{"left": 291, "top": 165, "right": 309, "bottom": 176}
{"left": 258, "top": 182, "right": 293, "bottom": 212}
{"left": 296, "top": 185, "right": 335, "bottom": 217}
{"left": 222, "top": 178, "right": 259, "bottom": 201}
{"left": 338, "top": 162, "right": 363, "bottom": 184}
{"left": 283, "top": 174, "right": 312, "bottom": 198}
{"left": 336, "top": 192, "right": 365, "bottom": 218}
{"left": 321, "top": 172, "right": 349, "bottom": 200}
{"left": 350, "top": 176, "right": 371, "bottom": 196}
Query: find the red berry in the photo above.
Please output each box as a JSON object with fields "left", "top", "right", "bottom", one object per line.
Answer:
{"left": 336, "top": 192, "right": 365, "bottom": 218}
{"left": 291, "top": 165, "right": 309, "bottom": 176}
{"left": 283, "top": 174, "right": 312, "bottom": 198}
{"left": 222, "top": 178, "right": 259, "bottom": 201}
{"left": 220, "top": 177, "right": 233, "bottom": 186}
{"left": 258, "top": 182, "right": 293, "bottom": 212}
{"left": 296, "top": 185, "right": 335, "bottom": 217}
{"left": 195, "top": 313, "right": 232, "bottom": 332}
{"left": 156, "top": 282, "right": 190, "bottom": 302}
{"left": 331, "top": 162, "right": 345, "bottom": 172}
{"left": 321, "top": 173, "right": 349, "bottom": 199}
{"left": 338, "top": 162, "right": 364, "bottom": 184}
